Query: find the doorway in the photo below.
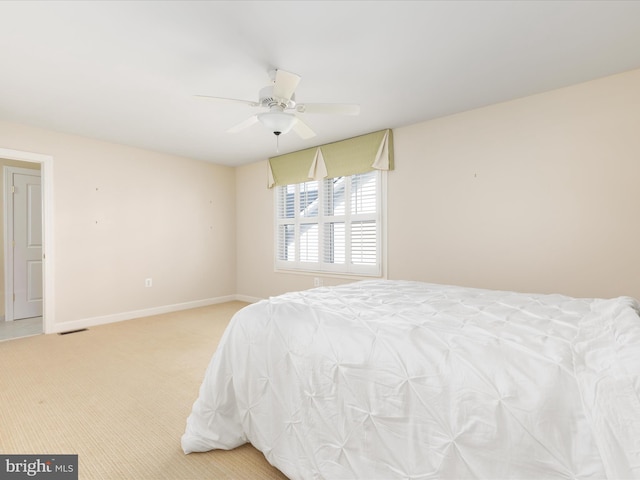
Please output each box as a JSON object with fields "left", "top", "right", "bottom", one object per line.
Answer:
{"left": 0, "top": 148, "right": 53, "bottom": 341}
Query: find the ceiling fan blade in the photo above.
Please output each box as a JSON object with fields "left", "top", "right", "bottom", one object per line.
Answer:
{"left": 296, "top": 103, "right": 360, "bottom": 115}
{"left": 194, "top": 95, "right": 259, "bottom": 107}
{"left": 273, "top": 69, "right": 301, "bottom": 101}
{"left": 292, "top": 117, "right": 316, "bottom": 139}
{"left": 227, "top": 115, "right": 259, "bottom": 133}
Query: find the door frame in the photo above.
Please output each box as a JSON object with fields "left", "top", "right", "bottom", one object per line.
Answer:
{"left": 4, "top": 166, "right": 43, "bottom": 321}
{"left": 0, "top": 148, "right": 54, "bottom": 333}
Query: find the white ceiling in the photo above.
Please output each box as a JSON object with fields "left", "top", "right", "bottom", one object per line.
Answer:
{"left": 1, "top": 1, "right": 640, "bottom": 167}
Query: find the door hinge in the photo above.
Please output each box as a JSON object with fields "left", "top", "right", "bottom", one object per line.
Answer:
{"left": 11, "top": 185, "right": 15, "bottom": 194}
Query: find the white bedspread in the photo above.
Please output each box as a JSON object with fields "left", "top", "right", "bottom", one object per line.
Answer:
{"left": 182, "top": 280, "right": 640, "bottom": 479}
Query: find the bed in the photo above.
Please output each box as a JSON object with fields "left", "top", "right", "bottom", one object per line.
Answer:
{"left": 182, "top": 280, "right": 640, "bottom": 479}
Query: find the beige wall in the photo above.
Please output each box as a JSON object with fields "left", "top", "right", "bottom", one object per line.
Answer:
{"left": 3, "top": 66, "right": 640, "bottom": 333}
{"left": 236, "top": 67, "right": 640, "bottom": 301}
{"left": 1, "top": 121, "right": 236, "bottom": 332}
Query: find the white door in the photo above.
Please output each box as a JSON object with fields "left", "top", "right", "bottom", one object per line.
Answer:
{"left": 12, "top": 172, "right": 43, "bottom": 320}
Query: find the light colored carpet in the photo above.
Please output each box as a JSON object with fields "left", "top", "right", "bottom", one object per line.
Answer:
{"left": 0, "top": 302, "right": 289, "bottom": 479}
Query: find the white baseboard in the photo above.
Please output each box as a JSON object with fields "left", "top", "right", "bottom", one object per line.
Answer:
{"left": 49, "top": 295, "right": 240, "bottom": 334}
{"left": 234, "top": 294, "right": 263, "bottom": 304}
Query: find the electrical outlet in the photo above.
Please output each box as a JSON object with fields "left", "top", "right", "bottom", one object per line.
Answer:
{"left": 145, "top": 278, "right": 153, "bottom": 288}
{"left": 313, "top": 277, "right": 323, "bottom": 287}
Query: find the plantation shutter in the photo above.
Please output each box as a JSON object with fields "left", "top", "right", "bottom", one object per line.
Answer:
{"left": 275, "top": 170, "right": 381, "bottom": 276}
{"left": 349, "top": 172, "right": 378, "bottom": 266}
{"left": 275, "top": 184, "right": 296, "bottom": 263}
{"left": 322, "top": 177, "right": 346, "bottom": 266}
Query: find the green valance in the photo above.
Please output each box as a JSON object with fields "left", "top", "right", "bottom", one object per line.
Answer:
{"left": 268, "top": 129, "right": 394, "bottom": 188}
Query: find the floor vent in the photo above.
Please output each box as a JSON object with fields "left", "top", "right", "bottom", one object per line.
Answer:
{"left": 58, "top": 328, "right": 88, "bottom": 336}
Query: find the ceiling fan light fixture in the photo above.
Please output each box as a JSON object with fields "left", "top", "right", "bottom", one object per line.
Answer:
{"left": 258, "top": 111, "right": 297, "bottom": 135}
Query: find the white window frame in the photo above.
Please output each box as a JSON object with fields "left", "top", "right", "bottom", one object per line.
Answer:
{"left": 274, "top": 170, "right": 386, "bottom": 277}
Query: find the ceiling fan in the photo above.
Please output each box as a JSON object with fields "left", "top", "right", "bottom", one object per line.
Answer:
{"left": 196, "top": 69, "right": 360, "bottom": 139}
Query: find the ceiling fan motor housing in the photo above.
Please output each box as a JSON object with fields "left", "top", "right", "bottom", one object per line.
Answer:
{"left": 258, "top": 86, "right": 296, "bottom": 110}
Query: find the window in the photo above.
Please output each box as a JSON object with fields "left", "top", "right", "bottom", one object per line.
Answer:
{"left": 275, "top": 170, "right": 383, "bottom": 276}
